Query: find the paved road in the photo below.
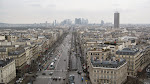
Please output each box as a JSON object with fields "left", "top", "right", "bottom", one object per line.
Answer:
{"left": 68, "top": 29, "right": 88, "bottom": 84}
{"left": 33, "top": 33, "right": 71, "bottom": 84}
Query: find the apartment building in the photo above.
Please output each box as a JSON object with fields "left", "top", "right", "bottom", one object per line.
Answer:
{"left": 31, "top": 43, "right": 39, "bottom": 60}
{"left": 89, "top": 57, "right": 127, "bottom": 84}
{"left": 8, "top": 48, "right": 26, "bottom": 77}
{"left": 0, "top": 47, "right": 8, "bottom": 59}
{"left": 116, "top": 48, "right": 143, "bottom": 76}
{"left": 24, "top": 46, "right": 32, "bottom": 65}
{"left": 0, "top": 59, "right": 16, "bottom": 84}
{"left": 87, "top": 48, "right": 111, "bottom": 67}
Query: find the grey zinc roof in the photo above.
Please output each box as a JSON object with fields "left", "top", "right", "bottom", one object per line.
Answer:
{"left": 8, "top": 49, "right": 25, "bottom": 56}
{"left": 91, "top": 57, "right": 126, "bottom": 68}
{"left": 0, "top": 48, "right": 6, "bottom": 52}
{"left": 0, "top": 58, "right": 14, "bottom": 67}
{"left": 116, "top": 48, "right": 139, "bottom": 55}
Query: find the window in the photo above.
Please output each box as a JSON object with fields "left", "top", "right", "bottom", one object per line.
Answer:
{"left": 97, "top": 80, "right": 99, "bottom": 82}
{"left": 97, "top": 75, "right": 99, "bottom": 79}
{"left": 1, "top": 74, "right": 3, "bottom": 78}
{"left": 107, "top": 75, "right": 109, "bottom": 79}
{"left": 107, "top": 80, "right": 109, "bottom": 83}
{"left": 104, "top": 80, "right": 106, "bottom": 83}
{"left": 104, "top": 75, "right": 106, "bottom": 78}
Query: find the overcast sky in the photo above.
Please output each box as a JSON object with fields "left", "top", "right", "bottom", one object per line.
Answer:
{"left": 0, "top": 0, "right": 150, "bottom": 24}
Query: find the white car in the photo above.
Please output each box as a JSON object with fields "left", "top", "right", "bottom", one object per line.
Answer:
{"left": 55, "top": 58, "right": 57, "bottom": 61}
{"left": 49, "top": 72, "right": 53, "bottom": 75}
{"left": 58, "top": 77, "right": 61, "bottom": 80}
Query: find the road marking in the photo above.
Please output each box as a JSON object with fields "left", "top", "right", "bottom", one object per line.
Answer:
{"left": 37, "top": 76, "right": 63, "bottom": 79}
{"left": 45, "top": 70, "right": 67, "bottom": 72}
{"left": 37, "top": 76, "right": 52, "bottom": 79}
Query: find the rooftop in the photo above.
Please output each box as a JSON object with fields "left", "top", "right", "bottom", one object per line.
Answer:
{"left": 8, "top": 49, "right": 25, "bottom": 56}
{"left": 0, "top": 58, "right": 14, "bottom": 67}
{"left": 91, "top": 57, "right": 126, "bottom": 68}
{"left": 116, "top": 48, "right": 139, "bottom": 55}
{"left": 0, "top": 47, "right": 6, "bottom": 52}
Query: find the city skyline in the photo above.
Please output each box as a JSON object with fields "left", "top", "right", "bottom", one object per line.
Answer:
{"left": 0, "top": 0, "right": 150, "bottom": 24}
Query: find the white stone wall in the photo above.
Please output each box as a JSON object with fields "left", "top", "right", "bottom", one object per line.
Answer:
{"left": 0, "top": 60, "right": 16, "bottom": 84}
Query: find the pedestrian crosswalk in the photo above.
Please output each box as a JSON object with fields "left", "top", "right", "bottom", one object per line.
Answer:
{"left": 45, "top": 70, "right": 68, "bottom": 72}
{"left": 37, "top": 76, "right": 52, "bottom": 79}
{"left": 37, "top": 76, "right": 64, "bottom": 79}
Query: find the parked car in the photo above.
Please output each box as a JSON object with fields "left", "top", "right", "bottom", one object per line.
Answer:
{"left": 58, "top": 77, "right": 61, "bottom": 80}
{"left": 49, "top": 72, "right": 53, "bottom": 75}
{"left": 69, "top": 75, "right": 75, "bottom": 84}
{"left": 77, "top": 71, "right": 82, "bottom": 74}
{"left": 42, "top": 73, "right": 46, "bottom": 75}
{"left": 55, "top": 58, "right": 57, "bottom": 61}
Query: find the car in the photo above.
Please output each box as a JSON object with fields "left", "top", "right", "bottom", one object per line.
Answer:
{"left": 64, "top": 59, "right": 66, "bottom": 61}
{"left": 52, "top": 77, "right": 55, "bottom": 80}
{"left": 29, "top": 72, "right": 32, "bottom": 74}
{"left": 49, "top": 72, "right": 53, "bottom": 75}
{"left": 69, "top": 75, "right": 75, "bottom": 84}
{"left": 19, "top": 80, "right": 22, "bottom": 83}
{"left": 77, "top": 71, "right": 82, "bottom": 74}
{"left": 55, "top": 77, "right": 57, "bottom": 81}
{"left": 52, "top": 59, "right": 55, "bottom": 62}
{"left": 55, "top": 58, "right": 57, "bottom": 61}
{"left": 58, "top": 77, "right": 61, "bottom": 80}
{"left": 27, "top": 83, "right": 32, "bottom": 84}
{"left": 42, "top": 73, "right": 46, "bottom": 75}
{"left": 52, "top": 77, "right": 57, "bottom": 80}
{"left": 16, "top": 80, "right": 20, "bottom": 83}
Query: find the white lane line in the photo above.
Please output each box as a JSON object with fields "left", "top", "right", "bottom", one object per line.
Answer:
{"left": 45, "top": 70, "right": 67, "bottom": 72}
{"left": 37, "top": 76, "right": 52, "bottom": 79}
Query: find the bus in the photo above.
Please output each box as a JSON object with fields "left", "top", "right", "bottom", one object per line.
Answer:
{"left": 49, "top": 62, "right": 55, "bottom": 70}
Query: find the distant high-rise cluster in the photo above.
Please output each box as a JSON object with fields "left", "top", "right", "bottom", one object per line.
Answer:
{"left": 61, "top": 19, "right": 72, "bottom": 25}
{"left": 75, "top": 18, "right": 88, "bottom": 25}
{"left": 114, "top": 12, "right": 120, "bottom": 28}
{"left": 101, "top": 20, "right": 104, "bottom": 26}
{"left": 53, "top": 20, "right": 57, "bottom": 26}
{"left": 81, "top": 18, "right": 88, "bottom": 25}
{"left": 75, "top": 18, "right": 82, "bottom": 24}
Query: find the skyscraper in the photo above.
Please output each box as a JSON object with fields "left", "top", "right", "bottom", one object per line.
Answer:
{"left": 114, "top": 12, "right": 120, "bottom": 28}
{"left": 101, "top": 20, "right": 104, "bottom": 26}
{"left": 75, "top": 18, "right": 81, "bottom": 24}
